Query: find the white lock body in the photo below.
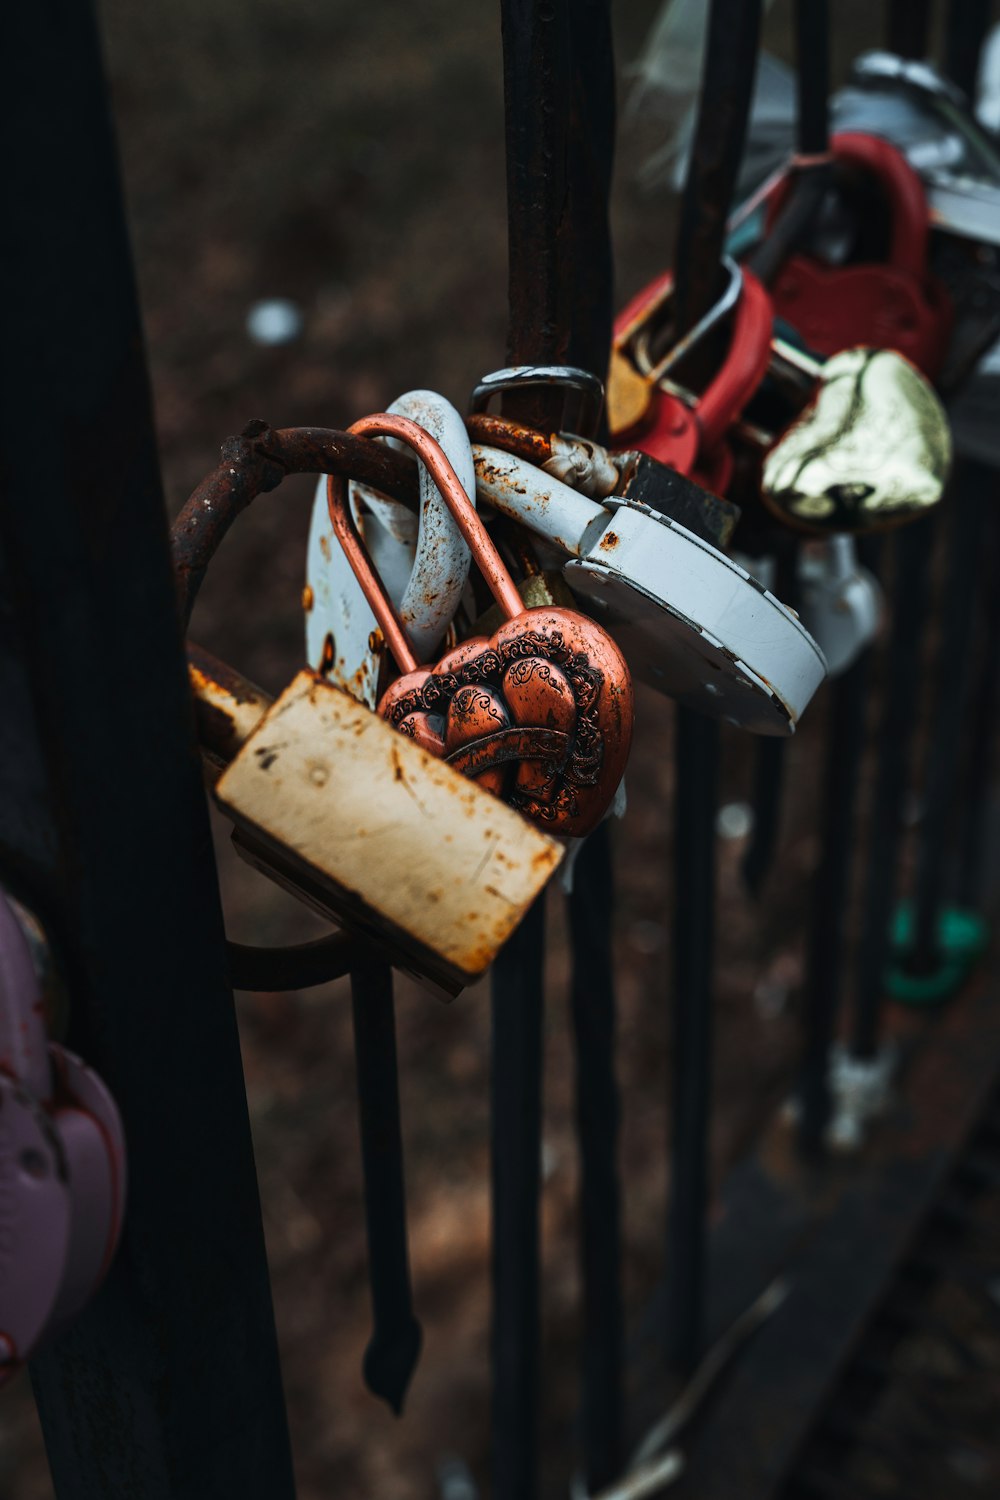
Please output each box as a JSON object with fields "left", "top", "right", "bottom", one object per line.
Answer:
{"left": 472, "top": 446, "right": 827, "bottom": 734}
{"left": 306, "top": 391, "right": 476, "bottom": 705}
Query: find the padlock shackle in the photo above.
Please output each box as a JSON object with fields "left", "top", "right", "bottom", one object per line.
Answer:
{"left": 767, "top": 131, "right": 929, "bottom": 284}
{"left": 697, "top": 269, "right": 774, "bottom": 453}
{"left": 830, "top": 132, "right": 929, "bottom": 281}
{"left": 328, "top": 414, "right": 525, "bottom": 675}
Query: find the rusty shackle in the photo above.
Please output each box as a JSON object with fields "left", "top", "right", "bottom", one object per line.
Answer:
{"left": 327, "top": 412, "right": 523, "bottom": 672}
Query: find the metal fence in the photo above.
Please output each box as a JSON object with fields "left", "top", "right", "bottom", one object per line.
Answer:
{"left": 2, "top": 1, "right": 998, "bottom": 1497}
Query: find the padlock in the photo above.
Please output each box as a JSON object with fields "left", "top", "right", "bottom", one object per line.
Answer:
{"left": 796, "top": 536, "right": 883, "bottom": 676}
{"left": 835, "top": 52, "right": 1000, "bottom": 246}
{"left": 760, "top": 342, "right": 952, "bottom": 534}
{"left": 607, "top": 256, "right": 743, "bottom": 452}
{"left": 831, "top": 52, "right": 1000, "bottom": 392}
{"left": 177, "top": 427, "right": 564, "bottom": 998}
{"left": 607, "top": 258, "right": 774, "bottom": 493}
{"left": 465, "top": 412, "right": 740, "bottom": 551}
{"left": 0, "top": 891, "right": 126, "bottom": 1386}
{"left": 763, "top": 132, "right": 953, "bottom": 378}
{"left": 305, "top": 390, "right": 476, "bottom": 707}
{"left": 469, "top": 442, "right": 827, "bottom": 735}
{"left": 199, "top": 652, "right": 564, "bottom": 999}
{"left": 327, "top": 413, "right": 634, "bottom": 835}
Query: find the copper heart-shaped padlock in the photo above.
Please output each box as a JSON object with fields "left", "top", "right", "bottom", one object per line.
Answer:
{"left": 328, "top": 413, "right": 634, "bottom": 837}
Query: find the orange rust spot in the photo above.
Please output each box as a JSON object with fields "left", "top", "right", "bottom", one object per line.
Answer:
{"left": 319, "top": 633, "right": 335, "bottom": 676}
{"left": 601, "top": 531, "right": 619, "bottom": 549}
{"left": 319, "top": 534, "right": 332, "bottom": 562}
{"left": 302, "top": 585, "right": 314, "bottom": 612}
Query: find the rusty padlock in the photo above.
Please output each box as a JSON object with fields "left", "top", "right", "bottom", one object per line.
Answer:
{"left": 328, "top": 414, "right": 634, "bottom": 838}
{"left": 765, "top": 132, "right": 953, "bottom": 378}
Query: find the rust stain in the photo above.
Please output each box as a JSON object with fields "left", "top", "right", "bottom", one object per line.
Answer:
{"left": 302, "top": 584, "right": 314, "bottom": 612}
{"left": 319, "top": 534, "right": 332, "bottom": 562}
{"left": 600, "top": 531, "right": 620, "bottom": 550}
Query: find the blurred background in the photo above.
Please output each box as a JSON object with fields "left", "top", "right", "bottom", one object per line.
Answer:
{"left": 2, "top": 2, "right": 995, "bottom": 1495}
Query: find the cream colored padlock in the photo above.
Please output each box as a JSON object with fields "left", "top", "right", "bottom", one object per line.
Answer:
{"left": 191, "top": 648, "right": 563, "bottom": 998}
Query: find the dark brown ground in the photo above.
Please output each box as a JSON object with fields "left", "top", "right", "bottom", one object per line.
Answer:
{"left": 2, "top": 3, "right": 997, "bottom": 1496}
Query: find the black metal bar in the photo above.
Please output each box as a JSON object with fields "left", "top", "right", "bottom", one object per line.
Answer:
{"left": 887, "top": 0, "right": 934, "bottom": 60}
{"left": 490, "top": 897, "right": 546, "bottom": 1500}
{"left": 567, "top": 821, "right": 623, "bottom": 1491}
{"left": 957, "top": 495, "right": 1000, "bottom": 911}
{"left": 794, "top": 0, "right": 830, "bottom": 159}
{"left": 563, "top": 5, "right": 623, "bottom": 1490}
{"left": 664, "top": 709, "right": 720, "bottom": 1377}
{"left": 350, "top": 962, "right": 422, "bottom": 1415}
{"left": 748, "top": 0, "right": 832, "bottom": 286}
{"left": 741, "top": 537, "right": 801, "bottom": 898}
{"left": 1, "top": 3, "right": 295, "bottom": 1495}
{"left": 851, "top": 518, "right": 936, "bottom": 1059}
{"left": 501, "top": 0, "right": 573, "bottom": 435}
{"left": 908, "top": 465, "right": 989, "bottom": 974}
{"left": 496, "top": 4, "right": 619, "bottom": 1494}
{"left": 945, "top": 0, "right": 992, "bottom": 99}
{"left": 664, "top": 0, "right": 761, "bottom": 1381}
{"left": 492, "top": 0, "right": 565, "bottom": 1480}
{"left": 797, "top": 598, "right": 880, "bottom": 1155}
{"left": 674, "top": 0, "right": 764, "bottom": 366}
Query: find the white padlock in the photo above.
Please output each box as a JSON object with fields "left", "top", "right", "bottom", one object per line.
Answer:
{"left": 472, "top": 446, "right": 827, "bottom": 735}
{"left": 305, "top": 391, "right": 476, "bottom": 706}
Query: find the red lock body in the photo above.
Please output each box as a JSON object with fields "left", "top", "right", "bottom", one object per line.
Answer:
{"left": 611, "top": 268, "right": 774, "bottom": 490}
{"left": 766, "top": 132, "right": 953, "bottom": 378}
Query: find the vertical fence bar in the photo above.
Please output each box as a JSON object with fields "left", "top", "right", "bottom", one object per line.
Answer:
{"left": 794, "top": 0, "right": 830, "bottom": 160}
{"left": 666, "top": 0, "right": 763, "bottom": 1377}
{"left": 568, "top": 823, "right": 623, "bottom": 1491}
{"left": 350, "top": 962, "right": 421, "bottom": 1415}
{"left": 490, "top": 899, "right": 546, "bottom": 1500}
{"left": 742, "top": 0, "right": 829, "bottom": 895}
{"left": 945, "top": 0, "right": 992, "bottom": 99}
{"left": 564, "top": 3, "right": 622, "bottom": 1490}
{"left": 887, "top": 0, "right": 934, "bottom": 59}
{"left": 797, "top": 541, "right": 883, "bottom": 1155}
{"left": 957, "top": 499, "right": 1000, "bottom": 912}
{"left": 0, "top": 3, "right": 295, "bottom": 1496}
{"left": 742, "top": 537, "right": 800, "bottom": 897}
{"left": 851, "top": 518, "right": 936, "bottom": 1059}
{"left": 907, "top": 466, "right": 989, "bottom": 977}
{"left": 496, "top": 2, "right": 619, "bottom": 1494}
{"left": 664, "top": 713, "right": 720, "bottom": 1375}
{"left": 493, "top": 2, "right": 572, "bottom": 1485}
